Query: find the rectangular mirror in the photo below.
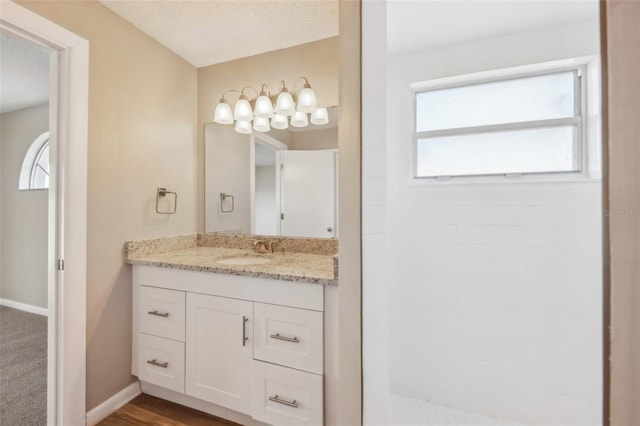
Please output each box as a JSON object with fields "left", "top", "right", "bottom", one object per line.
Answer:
{"left": 205, "top": 106, "right": 338, "bottom": 238}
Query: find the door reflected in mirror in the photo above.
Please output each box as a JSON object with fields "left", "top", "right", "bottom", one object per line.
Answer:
{"left": 205, "top": 106, "right": 338, "bottom": 238}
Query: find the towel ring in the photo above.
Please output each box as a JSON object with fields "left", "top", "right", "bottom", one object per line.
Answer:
{"left": 156, "top": 187, "right": 177, "bottom": 214}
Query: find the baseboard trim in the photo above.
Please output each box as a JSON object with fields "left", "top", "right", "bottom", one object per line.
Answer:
{"left": 86, "top": 381, "right": 141, "bottom": 426}
{"left": 0, "top": 298, "right": 48, "bottom": 316}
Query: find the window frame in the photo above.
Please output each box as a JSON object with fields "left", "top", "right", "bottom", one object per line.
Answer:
{"left": 411, "top": 62, "right": 590, "bottom": 183}
{"left": 18, "top": 130, "right": 50, "bottom": 190}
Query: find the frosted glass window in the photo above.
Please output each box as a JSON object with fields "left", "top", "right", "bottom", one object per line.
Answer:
{"left": 417, "top": 126, "right": 577, "bottom": 177}
{"left": 413, "top": 68, "right": 583, "bottom": 179}
{"left": 416, "top": 71, "right": 576, "bottom": 132}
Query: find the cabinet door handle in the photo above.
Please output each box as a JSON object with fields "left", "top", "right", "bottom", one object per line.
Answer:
{"left": 269, "top": 395, "right": 299, "bottom": 408}
{"left": 148, "top": 310, "right": 169, "bottom": 318}
{"left": 242, "top": 315, "right": 249, "bottom": 347}
{"left": 270, "top": 333, "right": 299, "bottom": 343}
{"left": 146, "top": 359, "right": 168, "bottom": 368}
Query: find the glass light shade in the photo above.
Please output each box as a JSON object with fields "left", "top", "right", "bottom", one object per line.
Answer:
{"left": 290, "top": 111, "right": 309, "bottom": 128}
{"left": 214, "top": 101, "right": 234, "bottom": 124}
{"left": 310, "top": 107, "right": 329, "bottom": 125}
{"left": 254, "top": 95, "right": 274, "bottom": 118}
{"left": 296, "top": 87, "right": 317, "bottom": 113}
{"left": 275, "top": 91, "right": 295, "bottom": 116}
{"left": 271, "top": 114, "right": 288, "bottom": 130}
{"left": 253, "top": 117, "right": 271, "bottom": 132}
{"left": 235, "top": 120, "right": 252, "bottom": 134}
{"left": 234, "top": 98, "right": 253, "bottom": 121}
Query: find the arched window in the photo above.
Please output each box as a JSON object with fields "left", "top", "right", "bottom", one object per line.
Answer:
{"left": 19, "top": 131, "right": 50, "bottom": 190}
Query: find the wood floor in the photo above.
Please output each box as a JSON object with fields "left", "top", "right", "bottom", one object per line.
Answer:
{"left": 98, "top": 394, "right": 241, "bottom": 426}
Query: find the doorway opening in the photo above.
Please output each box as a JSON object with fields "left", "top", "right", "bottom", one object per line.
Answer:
{"left": 0, "top": 2, "right": 88, "bottom": 425}
{"left": 362, "top": 1, "right": 604, "bottom": 425}
{"left": 0, "top": 26, "right": 52, "bottom": 426}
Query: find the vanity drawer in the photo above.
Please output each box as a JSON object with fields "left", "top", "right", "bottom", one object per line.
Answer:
{"left": 251, "top": 360, "right": 323, "bottom": 426}
{"left": 137, "top": 333, "right": 185, "bottom": 393}
{"left": 253, "top": 303, "right": 323, "bottom": 374}
{"left": 139, "top": 286, "right": 185, "bottom": 341}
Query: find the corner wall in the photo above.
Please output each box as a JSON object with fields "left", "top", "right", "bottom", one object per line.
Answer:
{"left": 604, "top": 0, "right": 640, "bottom": 423}
{"left": 16, "top": 0, "right": 198, "bottom": 410}
{"left": 0, "top": 104, "right": 49, "bottom": 309}
{"left": 362, "top": 1, "right": 389, "bottom": 424}
{"left": 386, "top": 22, "right": 602, "bottom": 425}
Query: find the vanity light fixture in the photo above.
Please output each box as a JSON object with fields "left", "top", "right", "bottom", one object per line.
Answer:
{"left": 275, "top": 80, "right": 296, "bottom": 117}
{"left": 271, "top": 114, "right": 288, "bottom": 130}
{"left": 254, "top": 84, "right": 274, "bottom": 118}
{"left": 233, "top": 87, "right": 256, "bottom": 121}
{"left": 213, "top": 89, "right": 240, "bottom": 125}
{"left": 290, "top": 110, "right": 309, "bottom": 128}
{"left": 296, "top": 77, "right": 318, "bottom": 113}
{"left": 310, "top": 107, "right": 329, "bottom": 125}
{"left": 213, "top": 77, "right": 326, "bottom": 134}
{"left": 235, "top": 120, "right": 252, "bottom": 134}
{"left": 253, "top": 117, "right": 271, "bottom": 132}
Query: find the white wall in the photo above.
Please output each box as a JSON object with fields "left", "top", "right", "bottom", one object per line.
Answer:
{"left": 362, "top": 1, "right": 390, "bottom": 425}
{"left": 386, "top": 22, "right": 602, "bottom": 425}
{"left": 0, "top": 104, "right": 49, "bottom": 309}
{"left": 254, "top": 166, "right": 277, "bottom": 235}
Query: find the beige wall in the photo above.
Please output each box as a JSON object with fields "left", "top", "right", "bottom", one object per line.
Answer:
{"left": 204, "top": 123, "right": 250, "bottom": 233}
{"left": 197, "top": 36, "right": 339, "bottom": 231}
{"left": 290, "top": 127, "right": 338, "bottom": 150}
{"left": 604, "top": 1, "right": 640, "bottom": 424}
{"left": 16, "top": 0, "right": 198, "bottom": 410}
{"left": 0, "top": 104, "right": 49, "bottom": 309}
{"left": 336, "top": 0, "right": 362, "bottom": 424}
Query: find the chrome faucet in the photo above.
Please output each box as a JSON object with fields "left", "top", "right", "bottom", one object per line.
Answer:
{"left": 253, "top": 239, "right": 280, "bottom": 254}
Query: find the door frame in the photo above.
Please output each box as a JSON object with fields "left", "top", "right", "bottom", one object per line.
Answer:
{"left": 250, "top": 133, "right": 287, "bottom": 235}
{"left": 0, "top": 2, "right": 88, "bottom": 425}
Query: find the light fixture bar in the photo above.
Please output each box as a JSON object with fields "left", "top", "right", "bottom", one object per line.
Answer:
{"left": 212, "top": 78, "right": 327, "bottom": 134}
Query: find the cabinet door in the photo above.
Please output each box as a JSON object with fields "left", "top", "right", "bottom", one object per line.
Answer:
{"left": 185, "top": 293, "right": 253, "bottom": 415}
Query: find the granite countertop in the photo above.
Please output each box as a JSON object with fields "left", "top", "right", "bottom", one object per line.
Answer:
{"left": 125, "top": 234, "right": 338, "bottom": 286}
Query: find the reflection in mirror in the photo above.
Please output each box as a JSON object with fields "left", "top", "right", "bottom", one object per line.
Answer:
{"left": 205, "top": 107, "right": 338, "bottom": 238}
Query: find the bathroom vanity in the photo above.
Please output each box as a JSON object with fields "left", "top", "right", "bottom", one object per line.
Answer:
{"left": 126, "top": 234, "right": 337, "bottom": 426}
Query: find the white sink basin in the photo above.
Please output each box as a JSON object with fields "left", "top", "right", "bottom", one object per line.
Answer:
{"left": 215, "top": 256, "right": 274, "bottom": 266}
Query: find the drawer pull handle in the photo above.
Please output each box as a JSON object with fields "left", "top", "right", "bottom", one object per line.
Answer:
{"left": 269, "top": 395, "right": 298, "bottom": 408}
{"left": 148, "top": 310, "right": 169, "bottom": 318}
{"left": 146, "top": 359, "right": 168, "bottom": 368}
{"left": 242, "top": 316, "right": 249, "bottom": 347}
{"left": 270, "top": 333, "right": 299, "bottom": 343}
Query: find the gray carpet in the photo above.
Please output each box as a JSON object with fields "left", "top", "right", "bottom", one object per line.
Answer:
{"left": 0, "top": 305, "right": 47, "bottom": 426}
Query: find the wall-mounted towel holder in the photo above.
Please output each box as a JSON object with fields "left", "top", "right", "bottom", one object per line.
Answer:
{"left": 156, "top": 187, "right": 177, "bottom": 214}
{"left": 220, "top": 192, "right": 234, "bottom": 213}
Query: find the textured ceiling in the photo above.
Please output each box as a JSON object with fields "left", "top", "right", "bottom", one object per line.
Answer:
{"left": 0, "top": 29, "right": 50, "bottom": 114}
{"left": 99, "top": 0, "right": 339, "bottom": 68}
{"left": 387, "top": 0, "right": 599, "bottom": 55}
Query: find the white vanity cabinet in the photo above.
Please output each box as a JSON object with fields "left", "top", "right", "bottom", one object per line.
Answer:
{"left": 132, "top": 265, "right": 324, "bottom": 426}
{"left": 185, "top": 293, "right": 253, "bottom": 415}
